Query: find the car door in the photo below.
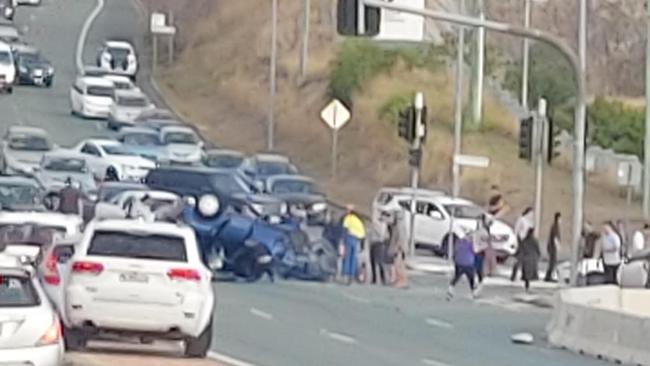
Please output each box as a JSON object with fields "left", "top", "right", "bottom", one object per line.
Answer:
{"left": 79, "top": 142, "right": 105, "bottom": 178}
{"left": 70, "top": 81, "right": 83, "bottom": 111}
{"left": 417, "top": 202, "right": 449, "bottom": 247}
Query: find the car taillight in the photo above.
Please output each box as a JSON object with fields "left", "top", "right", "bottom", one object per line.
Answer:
{"left": 43, "top": 252, "right": 60, "bottom": 286}
{"left": 72, "top": 261, "right": 104, "bottom": 274}
{"left": 36, "top": 315, "right": 62, "bottom": 346}
{"left": 167, "top": 268, "right": 201, "bottom": 281}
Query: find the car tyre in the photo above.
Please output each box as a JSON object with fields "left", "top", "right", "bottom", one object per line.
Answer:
{"left": 105, "top": 166, "right": 119, "bottom": 182}
{"left": 63, "top": 326, "right": 87, "bottom": 351}
{"left": 185, "top": 320, "right": 212, "bottom": 358}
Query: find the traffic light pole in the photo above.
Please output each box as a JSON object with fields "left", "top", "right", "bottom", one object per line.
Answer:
{"left": 360, "top": 0, "right": 587, "bottom": 286}
{"left": 534, "top": 98, "right": 547, "bottom": 238}
{"left": 407, "top": 92, "right": 425, "bottom": 257}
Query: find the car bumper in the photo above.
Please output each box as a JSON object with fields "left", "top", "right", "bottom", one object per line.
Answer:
{"left": 66, "top": 286, "right": 211, "bottom": 337}
{"left": 0, "top": 343, "right": 64, "bottom": 366}
{"left": 492, "top": 240, "right": 518, "bottom": 257}
{"left": 19, "top": 74, "right": 53, "bottom": 86}
{"left": 81, "top": 103, "right": 110, "bottom": 118}
{"left": 120, "top": 169, "right": 151, "bottom": 182}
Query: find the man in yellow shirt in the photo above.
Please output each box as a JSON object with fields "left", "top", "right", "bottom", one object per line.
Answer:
{"left": 341, "top": 205, "right": 366, "bottom": 285}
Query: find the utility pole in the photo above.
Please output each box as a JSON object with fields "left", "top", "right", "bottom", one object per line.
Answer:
{"left": 300, "top": 0, "right": 311, "bottom": 79}
{"left": 452, "top": 0, "right": 465, "bottom": 198}
{"left": 521, "top": 0, "right": 531, "bottom": 109}
{"left": 534, "top": 98, "right": 547, "bottom": 238}
{"left": 268, "top": 0, "right": 278, "bottom": 150}
{"left": 643, "top": 0, "right": 650, "bottom": 219}
{"left": 408, "top": 92, "right": 425, "bottom": 256}
{"left": 470, "top": 0, "right": 485, "bottom": 126}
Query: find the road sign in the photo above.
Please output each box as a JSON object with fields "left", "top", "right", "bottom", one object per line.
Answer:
{"left": 453, "top": 154, "right": 490, "bottom": 168}
{"left": 372, "top": 0, "right": 425, "bottom": 42}
{"left": 150, "top": 12, "right": 176, "bottom": 35}
{"left": 320, "top": 99, "right": 350, "bottom": 131}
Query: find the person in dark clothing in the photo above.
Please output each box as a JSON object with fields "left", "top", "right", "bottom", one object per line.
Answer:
{"left": 582, "top": 221, "right": 599, "bottom": 258}
{"left": 520, "top": 228, "right": 541, "bottom": 292}
{"left": 369, "top": 212, "right": 390, "bottom": 285}
{"left": 322, "top": 213, "right": 345, "bottom": 252}
{"left": 447, "top": 233, "right": 477, "bottom": 300}
{"left": 544, "top": 212, "right": 561, "bottom": 282}
{"left": 58, "top": 177, "right": 82, "bottom": 215}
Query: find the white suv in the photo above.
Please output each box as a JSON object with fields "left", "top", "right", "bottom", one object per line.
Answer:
{"left": 371, "top": 187, "right": 445, "bottom": 224}
{"left": 0, "top": 41, "right": 16, "bottom": 93}
{"left": 61, "top": 219, "right": 215, "bottom": 357}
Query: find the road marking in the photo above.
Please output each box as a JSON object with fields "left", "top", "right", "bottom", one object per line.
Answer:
{"left": 422, "top": 358, "right": 454, "bottom": 366}
{"left": 249, "top": 307, "right": 273, "bottom": 320}
{"left": 319, "top": 328, "right": 358, "bottom": 345}
{"left": 76, "top": 0, "right": 105, "bottom": 73}
{"left": 342, "top": 292, "right": 371, "bottom": 304}
{"left": 208, "top": 351, "right": 260, "bottom": 366}
{"left": 425, "top": 317, "right": 454, "bottom": 330}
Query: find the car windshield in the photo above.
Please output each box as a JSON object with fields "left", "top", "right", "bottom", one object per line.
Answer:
{"left": 19, "top": 52, "right": 43, "bottom": 64}
{"left": 118, "top": 96, "right": 147, "bottom": 107}
{"left": 123, "top": 133, "right": 160, "bottom": 146}
{"left": 444, "top": 204, "right": 484, "bottom": 220}
{"left": 88, "top": 230, "right": 187, "bottom": 262}
{"left": 212, "top": 173, "right": 248, "bottom": 195}
{"left": 164, "top": 131, "right": 198, "bottom": 144}
{"left": 0, "top": 275, "right": 39, "bottom": 307}
{"left": 8, "top": 135, "right": 50, "bottom": 151}
{"left": 257, "top": 161, "right": 293, "bottom": 176}
{"left": 43, "top": 157, "right": 86, "bottom": 172}
{"left": 0, "top": 51, "right": 10, "bottom": 65}
{"left": 205, "top": 154, "right": 243, "bottom": 169}
{"left": 0, "top": 184, "right": 41, "bottom": 206}
{"left": 87, "top": 86, "right": 114, "bottom": 97}
{"left": 108, "top": 47, "right": 131, "bottom": 59}
{"left": 271, "top": 179, "right": 315, "bottom": 194}
{"left": 101, "top": 144, "right": 133, "bottom": 156}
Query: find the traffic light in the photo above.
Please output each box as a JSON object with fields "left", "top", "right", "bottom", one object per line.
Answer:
{"left": 408, "top": 148, "right": 422, "bottom": 168}
{"left": 337, "top": 0, "right": 381, "bottom": 36}
{"left": 518, "top": 117, "right": 533, "bottom": 161}
{"left": 547, "top": 117, "right": 562, "bottom": 164}
{"left": 398, "top": 105, "right": 415, "bottom": 142}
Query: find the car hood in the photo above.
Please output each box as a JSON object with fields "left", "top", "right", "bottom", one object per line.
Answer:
{"left": 107, "top": 155, "right": 156, "bottom": 168}
{"left": 5, "top": 149, "right": 49, "bottom": 166}
{"left": 37, "top": 171, "right": 97, "bottom": 192}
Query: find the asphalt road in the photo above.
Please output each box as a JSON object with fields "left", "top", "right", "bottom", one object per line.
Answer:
{"left": 1, "top": 1, "right": 610, "bottom": 366}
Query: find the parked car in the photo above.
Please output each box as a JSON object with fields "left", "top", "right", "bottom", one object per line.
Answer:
{"left": 34, "top": 151, "right": 97, "bottom": 196}
{"left": 107, "top": 89, "right": 155, "bottom": 130}
{"left": 14, "top": 45, "right": 54, "bottom": 87}
{"left": 117, "top": 126, "right": 164, "bottom": 162}
{"left": 0, "top": 41, "right": 15, "bottom": 92}
{"left": 371, "top": 187, "right": 446, "bottom": 225}
{"left": 59, "top": 218, "right": 215, "bottom": 357}
{"left": 0, "top": 24, "right": 20, "bottom": 44}
{"left": 0, "top": 125, "right": 55, "bottom": 175}
{"left": 265, "top": 175, "right": 328, "bottom": 225}
{"left": 0, "top": 176, "right": 44, "bottom": 210}
{"left": 101, "top": 74, "right": 139, "bottom": 92}
{"left": 159, "top": 125, "right": 203, "bottom": 165}
{"left": 203, "top": 149, "right": 244, "bottom": 169}
{"left": 73, "top": 139, "right": 156, "bottom": 182}
{"left": 96, "top": 40, "right": 138, "bottom": 79}
{"left": 69, "top": 76, "right": 115, "bottom": 119}
{"left": 0, "top": 2, "right": 16, "bottom": 21}
{"left": 134, "top": 108, "right": 175, "bottom": 124}
{"left": 0, "top": 251, "right": 64, "bottom": 366}
{"left": 241, "top": 153, "right": 299, "bottom": 186}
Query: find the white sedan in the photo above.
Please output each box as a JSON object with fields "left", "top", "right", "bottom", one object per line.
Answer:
{"left": 159, "top": 126, "right": 203, "bottom": 165}
{"left": 73, "top": 138, "right": 156, "bottom": 182}
{"left": 107, "top": 89, "right": 155, "bottom": 130}
{"left": 69, "top": 76, "right": 115, "bottom": 119}
{"left": 0, "top": 253, "right": 64, "bottom": 366}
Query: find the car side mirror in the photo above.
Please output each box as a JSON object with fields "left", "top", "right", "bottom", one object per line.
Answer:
{"left": 430, "top": 211, "right": 443, "bottom": 220}
{"left": 53, "top": 245, "right": 74, "bottom": 264}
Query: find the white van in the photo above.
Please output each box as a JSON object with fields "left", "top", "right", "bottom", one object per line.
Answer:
{"left": 0, "top": 41, "right": 16, "bottom": 93}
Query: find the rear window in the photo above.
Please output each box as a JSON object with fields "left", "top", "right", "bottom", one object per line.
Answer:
{"left": 88, "top": 230, "right": 187, "bottom": 262}
{"left": 0, "top": 275, "right": 39, "bottom": 307}
{"left": 118, "top": 96, "right": 148, "bottom": 107}
{"left": 87, "top": 86, "right": 114, "bottom": 97}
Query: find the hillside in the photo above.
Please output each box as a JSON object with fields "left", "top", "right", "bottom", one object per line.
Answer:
{"left": 139, "top": 0, "right": 645, "bottom": 248}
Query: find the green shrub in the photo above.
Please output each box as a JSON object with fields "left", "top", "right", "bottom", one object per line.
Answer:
{"left": 378, "top": 92, "right": 413, "bottom": 124}
{"left": 588, "top": 97, "right": 644, "bottom": 157}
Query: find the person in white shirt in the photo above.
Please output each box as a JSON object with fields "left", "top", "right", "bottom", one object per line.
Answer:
{"left": 601, "top": 221, "right": 622, "bottom": 284}
{"left": 511, "top": 207, "right": 534, "bottom": 281}
{"left": 632, "top": 224, "right": 649, "bottom": 255}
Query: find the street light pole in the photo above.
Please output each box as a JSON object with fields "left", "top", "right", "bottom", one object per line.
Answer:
{"left": 521, "top": 0, "right": 531, "bottom": 109}
{"left": 300, "top": 0, "right": 311, "bottom": 79}
{"left": 361, "top": 0, "right": 587, "bottom": 287}
{"left": 267, "top": 0, "right": 278, "bottom": 150}
{"left": 643, "top": 0, "right": 650, "bottom": 219}
{"left": 452, "top": 0, "right": 465, "bottom": 198}
{"left": 534, "top": 98, "right": 547, "bottom": 238}
{"left": 408, "top": 92, "right": 425, "bottom": 257}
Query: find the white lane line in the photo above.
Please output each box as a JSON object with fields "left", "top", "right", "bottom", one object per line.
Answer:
{"left": 76, "top": 0, "right": 105, "bottom": 73}
{"left": 208, "top": 351, "right": 261, "bottom": 366}
{"left": 249, "top": 307, "right": 273, "bottom": 320}
{"left": 342, "top": 292, "right": 371, "bottom": 304}
{"left": 319, "top": 328, "right": 358, "bottom": 345}
{"left": 425, "top": 317, "right": 454, "bottom": 330}
{"left": 422, "top": 358, "right": 453, "bottom": 366}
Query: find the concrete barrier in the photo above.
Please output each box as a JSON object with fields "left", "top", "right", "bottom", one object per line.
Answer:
{"left": 547, "top": 286, "right": 650, "bottom": 365}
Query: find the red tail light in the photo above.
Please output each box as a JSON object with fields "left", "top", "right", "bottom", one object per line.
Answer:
{"left": 43, "top": 252, "right": 60, "bottom": 285}
{"left": 167, "top": 268, "right": 201, "bottom": 281}
{"left": 72, "top": 261, "right": 104, "bottom": 274}
{"left": 36, "top": 315, "right": 62, "bottom": 346}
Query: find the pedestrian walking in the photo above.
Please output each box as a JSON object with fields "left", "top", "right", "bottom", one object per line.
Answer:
{"left": 447, "top": 231, "right": 477, "bottom": 300}
{"left": 387, "top": 210, "right": 408, "bottom": 288}
{"left": 582, "top": 221, "right": 599, "bottom": 259}
{"left": 369, "top": 212, "right": 390, "bottom": 285}
{"left": 601, "top": 221, "right": 622, "bottom": 285}
{"left": 472, "top": 215, "right": 491, "bottom": 290}
{"left": 520, "top": 228, "right": 541, "bottom": 292}
{"left": 340, "top": 205, "right": 366, "bottom": 285}
{"left": 511, "top": 207, "right": 534, "bottom": 282}
{"left": 632, "top": 223, "right": 649, "bottom": 255}
{"left": 487, "top": 185, "right": 510, "bottom": 219}
{"left": 58, "top": 177, "right": 83, "bottom": 215}
{"left": 544, "top": 212, "right": 561, "bottom": 282}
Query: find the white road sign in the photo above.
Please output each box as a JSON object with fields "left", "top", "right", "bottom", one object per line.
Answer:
{"left": 151, "top": 12, "right": 177, "bottom": 35}
{"left": 373, "top": 0, "right": 425, "bottom": 42}
{"left": 320, "top": 99, "right": 350, "bottom": 131}
{"left": 454, "top": 154, "right": 490, "bottom": 168}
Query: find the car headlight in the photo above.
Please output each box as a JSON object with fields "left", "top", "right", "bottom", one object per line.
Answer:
{"left": 311, "top": 202, "right": 328, "bottom": 212}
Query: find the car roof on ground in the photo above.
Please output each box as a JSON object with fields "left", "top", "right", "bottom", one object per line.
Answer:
{"left": 7, "top": 125, "right": 48, "bottom": 136}
{"left": 105, "top": 40, "right": 134, "bottom": 50}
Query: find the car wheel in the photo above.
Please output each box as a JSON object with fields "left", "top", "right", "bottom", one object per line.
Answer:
{"left": 45, "top": 79, "right": 53, "bottom": 88}
{"left": 105, "top": 166, "right": 119, "bottom": 182}
{"left": 185, "top": 320, "right": 212, "bottom": 358}
{"left": 63, "top": 326, "right": 87, "bottom": 351}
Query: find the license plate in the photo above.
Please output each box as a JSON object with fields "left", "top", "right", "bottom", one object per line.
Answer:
{"left": 119, "top": 272, "right": 148, "bottom": 283}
